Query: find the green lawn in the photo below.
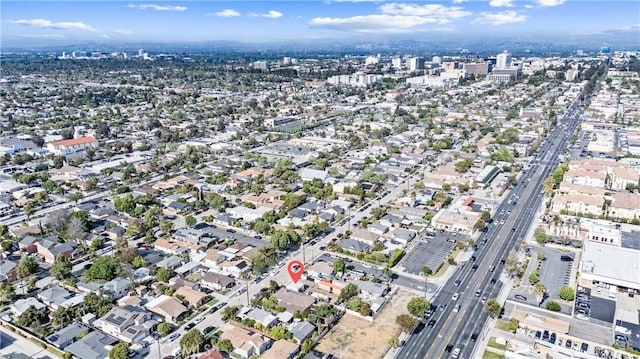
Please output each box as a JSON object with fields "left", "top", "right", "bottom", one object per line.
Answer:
{"left": 483, "top": 350, "right": 505, "bottom": 359}
{"left": 487, "top": 337, "right": 507, "bottom": 350}
{"left": 206, "top": 298, "right": 219, "bottom": 307}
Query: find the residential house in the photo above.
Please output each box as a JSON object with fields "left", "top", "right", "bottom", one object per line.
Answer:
{"left": 289, "top": 321, "right": 316, "bottom": 343}
{"left": 551, "top": 194, "right": 604, "bottom": 216}
{"left": 155, "top": 256, "right": 185, "bottom": 270}
{"left": 145, "top": 295, "right": 188, "bottom": 322}
{"left": 0, "top": 260, "right": 17, "bottom": 282}
{"left": 174, "top": 286, "right": 208, "bottom": 308}
{"left": 609, "top": 193, "right": 640, "bottom": 220}
{"left": 431, "top": 210, "right": 480, "bottom": 234}
{"left": 65, "top": 331, "right": 118, "bottom": 359}
{"left": 11, "top": 297, "right": 46, "bottom": 316}
{"left": 203, "top": 249, "right": 227, "bottom": 271}
{"left": 103, "top": 278, "right": 132, "bottom": 300}
{"left": 154, "top": 238, "right": 202, "bottom": 256}
{"left": 354, "top": 280, "right": 388, "bottom": 300}
{"left": 46, "top": 322, "right": 89, "bottom": 350}
{"left": 558, "top": 182, "right": 606, "bottom": 198}
{"left": 94, "top": 305, "right": 154, "bottom": 344}
{"left": 220, "top": 260, "right": 251, "bottom": 278}
{"left": 368, "top": 222, "right": 389, "bottom": 236}
{"left": 299, "top": 168, "right": 329, "bottom": 182}
{"left": 199, "top": 349, "right": 225, "bottom": 359}
{"left": 37, "top": 286, "right": 85, "bottom": 310}
{"left": 306, "top": 262, "right": 334, "bottom": 281}
{"left": 261, "top": 339, "right": 300, "bottom": 359}
{"left": 350, "top": 228, "right": 380, "bottom": 246}
{"left": 243, "top": 308, "right": 277, "bottom": 328}
{"left": 201, "top": 272, "right": 236, "bottom": 291}
{"left": 390, "top": 228, "right": 416, "bottom": 246}
{"left": 338, "top": 238, "right": 372, "bottom": 253}
{"left": 274, "top": 288, "right": 316, "bottom": 313}
{"left": 220, "top": 325, "right": 272, "bottom": 358}
{"left": 34, "top": 237, "right": 76, "bottom": 264}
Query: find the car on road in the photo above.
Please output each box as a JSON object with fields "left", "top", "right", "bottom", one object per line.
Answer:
{"left": 451, "top": 348, "right": 461, "bottom": 358}
{"left": 184, "top": 323, "right": 195, "bottom": 330}
{"left": 475, "top": 289, "right": 482, "bottom": 297}
{"left": 425, "top": 307, "right": 434, "bottom": 318}
{"left": 489, "top": 265, "right": 495, "bottom": 272}
{"left": 490, "top": 278, "right": 497, "bottom": 284}
{"left": 470, "top": 256, "right": 476, "bottom": 262}
{"left": 471, "top": 264, "right": 478, "bottom": 270}
{"left": 481, "top": 297, "right": 487, "bottom": 304}
{"left": 453, "top": 304, "right": 461, "bottom": 313}
{"left": 452, "top": 293, "right": 459, "bottom": 301}
{"left": 565, "top": 339, "right": 572, "bottom": 348}
{"left": 454, "top": 279, "right": 461, "bottom": 286}
{"left": 444, "top": 344, "right": 453, "bottom": 352}
{"left": 471, "top": 333, "right": 478, "bottom": 341}
{"left": 427, "top": 319, "right": 436, "bottom": 327}
{"left": 203, "top": 326, "right": 215, "bottom": 335}
{"left": 514, "top": 294, "right": 527, "bottom": 301}
{"left": 168, "top": 333, "right": 180, "bottom": 342}
{"left": 194, "top": 316, "right": 205, "bottom": 324}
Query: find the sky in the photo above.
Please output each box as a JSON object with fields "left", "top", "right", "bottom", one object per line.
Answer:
{"left": 1, "top": 0, "right": 639, "bottom": 46}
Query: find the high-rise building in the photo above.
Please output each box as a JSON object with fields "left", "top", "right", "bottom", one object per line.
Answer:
{"left": 391, "top": 57, "right": 403, "bottom": 69}
{"left": 496, "top": 51, "right": 511, "bottom": 70}
{"left": 406, "top": 57, "right": 425, "bottom": 72}
{"left": 138, "top": 49, "right": 146, "bottom": 57}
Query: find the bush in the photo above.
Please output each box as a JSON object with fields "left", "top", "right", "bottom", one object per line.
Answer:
{"left": 387, "top": 249, "right": 405, "bottom": 267}
{"left": 545, "top": 301, "right": 561, "bottom": 312}
{"left": 559, "top": 286, "right": 575, "bottom": 301}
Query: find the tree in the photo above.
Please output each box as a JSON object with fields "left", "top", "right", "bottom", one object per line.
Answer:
{"left": 559, "top": 286, "right": 575, "bottom": 301}
{"left": 51, "top": 306, "right": 78, "bottom": 329}
{"left": 0, "top": 282, "right": 15, "bottom": 303}
{"left": 85, "top": 257, "right": 122, "bottom": 281}
{"left": 537, "top": 252, "right": 546, "bottom": 261}
{"left": 66, "top": 216, "right": 87, "bottom": 243}
{"left": 51, "top": 255, "right": 73, "bottom": 280}
{"left": 16, "top": 256, "right": 39, "bottom": 279}
{"left": 221, "top": 306, "right": 238, "bottom": 321}
{"left": 333, "top": 258, "right": 346, "bottom": 275}
{"left": 505, "top": 318, "right": 520, "bottom": 332}
{"left": 338, "top": 283, "right": 359, "bottom": 301}
{"left": 546, "top": 301, "right": 561, "bottom": 311}
{"left": 185, "top": 215, "right": 197, "bottom": 228}
{"left": 180, "top": 329, "right": 204, "bottom": 356}
{"left": 108, "top": 343, "right": 130, "bottom": 359}
{"left": 155, "top": 267, "right": 174, "bottom": 283}
{"left": 485, "top": 298, "right": 501, "bottom": 318}
{"left": 157, "top": 322, "right": 172, "bottom": 336}
{"left": 407, "top": 297, "right": 430, "bottom": 317}
{"left": 218, "top": 338, "right": 233, "bottom": 353}
{"left": 132, "top": 256, "right": 148, "bottom": 269}
{"left": 396, "top": 314, "right": 418, "bottom": 332}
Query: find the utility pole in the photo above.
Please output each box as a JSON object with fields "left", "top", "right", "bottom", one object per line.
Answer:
{"left": 245, "top": 279, "right": 250, "bottom": 306}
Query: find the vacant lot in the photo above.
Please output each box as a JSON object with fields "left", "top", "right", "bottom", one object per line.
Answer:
{"left": 315, "top": 289, "right": 414, "bottom": 359}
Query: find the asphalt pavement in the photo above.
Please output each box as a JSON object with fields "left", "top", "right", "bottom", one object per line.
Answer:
{"left": 397, "top": 97, "right": 587, "bottom": 359}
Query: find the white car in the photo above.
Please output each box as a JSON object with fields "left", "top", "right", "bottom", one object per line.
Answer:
{"left": 452, "top": 348, "right": 461, "bottom": 358}
{"left": 452, "top": 293, "right": 459, "bottom": 301}
{"left": 194, "top": 316, "right": 205, "bottom": 324}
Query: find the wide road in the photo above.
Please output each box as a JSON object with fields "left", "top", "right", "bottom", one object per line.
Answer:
{"left": 398, "top": 96, "right": 586, "bottom": 359}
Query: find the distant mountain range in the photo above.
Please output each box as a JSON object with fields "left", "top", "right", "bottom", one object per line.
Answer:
{"left": 1, "top": 32, "right": 637, "bottom": 56}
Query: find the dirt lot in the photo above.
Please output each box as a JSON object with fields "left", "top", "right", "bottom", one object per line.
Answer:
{"left": 315, "top": 289, "right": 415, "bottom": 359}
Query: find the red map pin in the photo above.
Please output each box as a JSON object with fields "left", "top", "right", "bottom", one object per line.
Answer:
{"left": 287, "top": 260, "right": 304, "bottom": 283}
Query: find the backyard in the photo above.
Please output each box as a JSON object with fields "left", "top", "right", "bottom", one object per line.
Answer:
{"left": 315, "top": 289, "right": 414, "bottom": 359}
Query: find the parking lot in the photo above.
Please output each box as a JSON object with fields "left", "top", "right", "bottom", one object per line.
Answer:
{"left": 538, "top": 247, "right": 574, "bottom": 300}
{"left": 575, "top": 287, "right": 616, "bottom": 324}
{"left": 400, "top": 236, "right": 456, "bottom": 275}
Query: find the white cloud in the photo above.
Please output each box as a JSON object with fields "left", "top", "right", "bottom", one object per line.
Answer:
{"left": 535, "top": 0, "right": 566, "bottom": 7}
{"left": 524, "top": 4, "right": 534, "bottom": 8}
{"left": 113, "top": 29, "right": 134, "bottom": 35}
{"left": 452, "top": 0, "right": 468, "bottom": 3}
{"left": 379, "top": 3, "right": 471, "bottom": 21}
{"left": 127, "top": 4, "right": 187, "bottom": 11}
{"left": 249, "top": 10, "right": 283, "bottom": 18}
{"left": 16, "top": 33, "right": 65, "bottom": 39}
{"left": 489, "top": 0, "right": 515, "bottom": 7}
{"left": 472, "top": 10, "right": 526, "bottom": 25}
{"left": 213, "top": 9, "right": 240, "bottom": 17}
{"left": 310, "top": 14, "right": 454, "bottom": 33}
{"left": 8, "top": 18, "right": 97, "bottom": 32}
{"left": 330, "top": 0, "right": 384, "bottom": 2}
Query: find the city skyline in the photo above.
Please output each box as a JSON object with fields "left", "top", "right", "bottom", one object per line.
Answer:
{"left": 1, "top": 0, "right": 639, "bottom": 47}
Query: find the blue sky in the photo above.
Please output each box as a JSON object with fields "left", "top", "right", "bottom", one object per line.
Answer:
{"left": 1, "top": 1, "right": 639, "bottom": 45}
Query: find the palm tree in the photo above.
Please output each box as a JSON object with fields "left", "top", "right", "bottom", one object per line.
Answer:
{"left": 422, "top": 266, "right": 432, "bottom": 298}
